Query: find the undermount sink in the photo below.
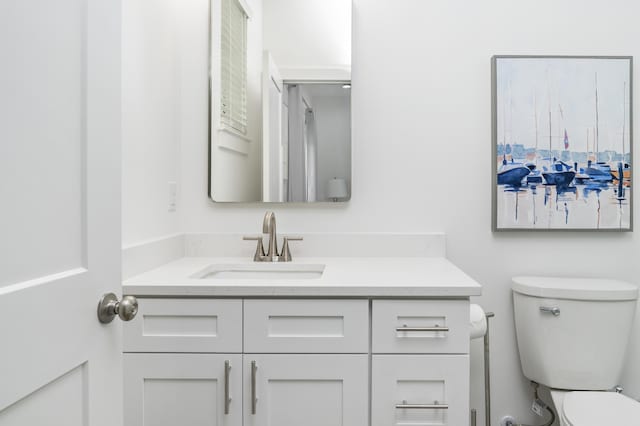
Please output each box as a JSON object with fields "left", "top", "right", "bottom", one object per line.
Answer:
{"left": 194, "top": 263, "right": 325, "bottom": 280}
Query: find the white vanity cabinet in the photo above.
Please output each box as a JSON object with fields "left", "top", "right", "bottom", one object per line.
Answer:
{"left": 123, "top": 299, "right": 243, "bottom": 426}
{"left": 123, "top": 298, "right": 370, "bottom": 426}
{"left": 371, "top": 300, "right": 470, "bottom": 426}
{"left": 123, "top": 297, "right": 470, "bottom": 426}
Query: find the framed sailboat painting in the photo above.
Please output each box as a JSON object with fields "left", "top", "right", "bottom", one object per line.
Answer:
{"left": 492, "top": 55, "right": 633, "bottom": 231}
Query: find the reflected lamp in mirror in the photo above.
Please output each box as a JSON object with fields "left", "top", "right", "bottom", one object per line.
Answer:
{"left": 327, "top": 178, "right": 348, "bottom": 202}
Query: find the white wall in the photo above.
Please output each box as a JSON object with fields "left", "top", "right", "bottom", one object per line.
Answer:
{"left": 314, "top": 95, "right": 352, "bottom": 201}
{"left": 124, "top": 0, "right": 640, "bottom": 424}
{"left": 122, "top": 0, "right": 263, "bottom": 235}
{"left": 262, "top": 0, "right": 351, "bottom": 71}
{"left": 122, "top": 0, "right": 182, "bottom": 246}
{"left": 178, "top": 1, "right": 640, "bottom": 424}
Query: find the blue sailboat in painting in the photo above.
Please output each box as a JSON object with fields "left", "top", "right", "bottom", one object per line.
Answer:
{"left": 585, "top": 161, "right": 614, "bottom": 182}
{"left": 525, "top": 163, "right": 543, "bottom": 184}
{"left": 498, "top": 166, "right": 530, "bottom": 186}
{"left": 542, "top": 160, "right": 576, "bottom": 187}
{"left": 543, "top": 171, "right": 576, "bottom": 187}
{"left": 497, "top": 156, "right": 530, "bottom": 186}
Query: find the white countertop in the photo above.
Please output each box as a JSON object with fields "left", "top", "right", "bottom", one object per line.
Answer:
{"left": 123, "top": 257, "right": 482, "bottom": 297}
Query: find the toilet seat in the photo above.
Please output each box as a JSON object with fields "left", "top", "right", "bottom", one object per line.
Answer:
{"left": 562, "top": 392, "right": 640, "bottom": 426}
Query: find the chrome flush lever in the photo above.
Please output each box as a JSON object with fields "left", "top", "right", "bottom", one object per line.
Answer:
{"left": 539, "top": 306, "right": 560, "bottom": 316}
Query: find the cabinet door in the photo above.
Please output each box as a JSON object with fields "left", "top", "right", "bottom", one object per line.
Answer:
{"left": 124, "top": 354, "right": 242, "bottom": 426}
{"left": 244, "top": 355, "right": 368, "bottom": 426}
{"left": 372, "top": 355, "right": 469, "bottom": 426}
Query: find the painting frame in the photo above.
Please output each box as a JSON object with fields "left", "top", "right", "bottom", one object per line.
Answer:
{"left": 491, "top": 55, "right": 633, "bottom": 232}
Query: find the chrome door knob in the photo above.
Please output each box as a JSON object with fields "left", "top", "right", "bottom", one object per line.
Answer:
{"left": 97, "top": 293, "right": 138, "bottom": 324}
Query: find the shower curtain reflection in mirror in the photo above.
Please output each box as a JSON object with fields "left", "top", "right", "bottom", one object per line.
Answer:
{"left": 286, "top": 85, "right": 319, "bottom": 202}
{"left": 264, "top": 82, "right": 351, "bottom": 202}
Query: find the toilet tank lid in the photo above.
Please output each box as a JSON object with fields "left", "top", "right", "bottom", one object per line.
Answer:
{"left": 512, "top": 276, "right": 638, "bottom": 301}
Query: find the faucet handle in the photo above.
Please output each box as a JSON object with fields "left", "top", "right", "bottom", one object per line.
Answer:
{"left": 243, "top": 235, "right": 265, "bottom": 262}
{"left": 279, "top": 236, "right": 303, "bottom": 262}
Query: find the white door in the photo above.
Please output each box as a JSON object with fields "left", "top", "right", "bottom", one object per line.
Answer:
{"left": 262, "top": 51, "right": 284, "bottom": 202}
{"left": 124, "top": 354, "right": 242, "bottom": 426}
{"left": 281, "top": 91, "right": 289, "bottom": 200}
{"left": 0, "top": 0, "right": 123, "bottom": 425}
{"left": 244, "top": 354, "right": 368, "bottom": 426}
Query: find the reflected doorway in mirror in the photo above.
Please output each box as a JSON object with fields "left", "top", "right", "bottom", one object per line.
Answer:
{"left": 208, "top": 0, "right": 353, "bottom": 203}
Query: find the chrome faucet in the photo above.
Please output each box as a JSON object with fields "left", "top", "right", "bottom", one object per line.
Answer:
{"left": 262, "top": 211, "right": 278, "bottom": 261}
{"left": 243, "top": 212, "right": 303, "bottom": 262}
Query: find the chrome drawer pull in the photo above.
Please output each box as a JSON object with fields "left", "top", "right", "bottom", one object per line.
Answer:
{"left": 396, "top": 325, "right": 450, "bottom": 332}
{"left": 251, "top": 361, "right": 258, "bottom": 415}
{"left": 396, "top": 402, "right": 449, "bottom": 410}
{"left": 539, "top": 306, "right": 560, "bottom": 316}
{"left": 224, "top": 360, "right": 231, "bottom": 415}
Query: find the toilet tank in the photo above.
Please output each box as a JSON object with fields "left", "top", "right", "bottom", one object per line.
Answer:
{"left": 512, "top": 276, "right": 638, "bottom": 390}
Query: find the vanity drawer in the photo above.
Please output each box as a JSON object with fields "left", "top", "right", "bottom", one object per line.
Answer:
{"left": 372, "top": 354, "right": 469, "bottom": 426}
{"left": 123, "top": 298, "right": 242, "bottom": 353}
{"left": 244, "top": 299, "right": 369, "bottom": 353}
{"left": 372, "top": 300, "right": 469, "bottom": 354}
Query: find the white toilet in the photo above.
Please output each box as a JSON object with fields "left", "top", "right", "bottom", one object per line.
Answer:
{"left": 512, "top": 276, "right": 640, "bottom": 426}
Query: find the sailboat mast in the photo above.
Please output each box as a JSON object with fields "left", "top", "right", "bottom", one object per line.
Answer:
{"left": 545, "top": 69, "right": 554, "bottom": 167}
{"left": 595, "top": 72, "right": 600, "bottom": 158}
{"left": 622, "top": 81, "right": 626, "bottom": 160}
{"left": 558, "top": 105, "right": 562, "bottom": 149}
{"left": 586, "top": 128, "right": 589, "bottom": 159}
{"left": 548, "top": 87, "right": 553, "bottom": 165}
{"left": 503, "top": 95, "right": 507, "bottom": 147}
{"left": 502, "top": 85, "right": 507, "bottom": 163}
{"left": 534, "top": 93, "right": 539, "bottom": 164}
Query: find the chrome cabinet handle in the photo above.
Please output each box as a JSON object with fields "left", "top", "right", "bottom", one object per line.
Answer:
{"left": 97, "top": 293, "right": 138, "bottom": 324}
{"left": 251, "top": 361, "right": 257, "bottom": 414}
{"left": 539, "top": 306, "right": 560, "bottom": 316}
{"left": 396, "top": 403, "right": 449, "bottom": 410}
{"left": 224, "top": 360, "right": 231, "bottom": 415}
{"left": 396, "top": 325, "right": 450, "bottom": 332}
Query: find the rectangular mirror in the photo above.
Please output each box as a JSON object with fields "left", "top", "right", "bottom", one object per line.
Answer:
{"left": 208, "top": 0, "right": 352, "bottom": 202}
